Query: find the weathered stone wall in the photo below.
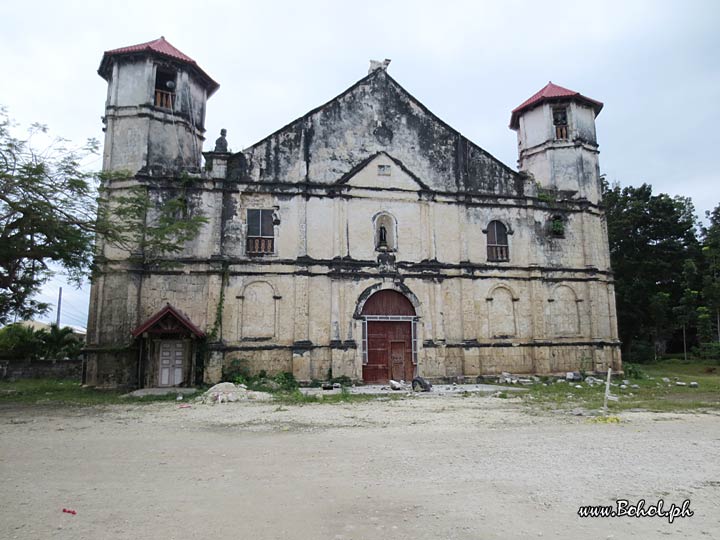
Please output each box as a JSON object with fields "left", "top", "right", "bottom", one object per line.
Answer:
{"left": 234, "top": 70, "right": 521, "bottom": 196}
{"left": 0, "top": 360, "right": 82, "bottom": 381}
{"left": 88, "top": 60, "right": 621, "bottom": 387}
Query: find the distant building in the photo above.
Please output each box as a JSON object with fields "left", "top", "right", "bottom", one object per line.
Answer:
{"left": 85, "top": 37, "right": 621, "bottom": 388}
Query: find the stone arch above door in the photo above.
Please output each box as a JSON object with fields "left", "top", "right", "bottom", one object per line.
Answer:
{"left": 361, "top": 289, "right": 416, "bottom": 316}
{"left": 354, "top": 283, "right": 422, "bottom": 319}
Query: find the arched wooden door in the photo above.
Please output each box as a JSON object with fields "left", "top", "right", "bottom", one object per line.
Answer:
{"left": 361, "top": 290, "right": 416, "bottom": 383}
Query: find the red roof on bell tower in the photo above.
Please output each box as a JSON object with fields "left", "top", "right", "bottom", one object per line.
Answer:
{"left": 509, "top": 82, "right": 602, "bottom": 129}
{"left": 98, "top": 36, "right": 219, "bottom": 95}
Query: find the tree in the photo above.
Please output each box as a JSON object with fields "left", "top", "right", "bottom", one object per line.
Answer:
{"left": 701, "top": 204, "right": 720, "bottom": 342}
{"left": 41, "top": 324, "right": 82, "bottom": 361}
{"left": 0, "top": 324, "right": 46, "bottom": 360}
{"left": 603, "top": 181, "right": 700, "bottom": 361}
{"left": 0, "top": 107, "right": 207, "bottom": 324}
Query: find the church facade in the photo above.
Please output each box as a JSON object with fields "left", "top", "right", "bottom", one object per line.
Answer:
{"left": 85, "top": 37, "right": 621, "bottom": 388}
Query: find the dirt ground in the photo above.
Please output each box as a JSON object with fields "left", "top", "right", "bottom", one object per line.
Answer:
{"left": 1, "top": 394, "right": 718, "bottom": 540}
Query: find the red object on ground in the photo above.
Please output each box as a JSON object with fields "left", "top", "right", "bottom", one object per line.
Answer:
{"left": 62, "top": 508, "right": 77, "bottom": 515}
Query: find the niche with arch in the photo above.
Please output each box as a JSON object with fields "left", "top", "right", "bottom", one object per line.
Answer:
{"left": 373, "top": 212, "right": 397, "bottom": 252}
{"left": 486, "top": 285, "right": 518, "bottom": 338}
{"left": 240, "top": 281, "right": 277, "bottom": 339}
{"left": 547, "top": 285, "right": 581, "bottom": 337}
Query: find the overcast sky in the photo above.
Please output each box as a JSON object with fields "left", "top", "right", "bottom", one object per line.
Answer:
{"left": 2, "top": 0, "right": 718, "bottom": 329}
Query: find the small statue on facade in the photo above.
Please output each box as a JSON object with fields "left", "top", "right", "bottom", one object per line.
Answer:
{"left": 378, "top": 224, "right": 388, "bottom": 248}
{"left": 214, "top": 128, "right": 228, "bottom": 152}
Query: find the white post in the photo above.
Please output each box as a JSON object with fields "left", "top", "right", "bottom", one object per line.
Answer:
{"left": 603, "top": 366, "right": 612, "bottom": 414}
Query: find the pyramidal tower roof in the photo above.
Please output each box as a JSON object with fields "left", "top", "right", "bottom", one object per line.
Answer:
{"left": 509, "top": 82, "right": 603, "bottom": 129}
{"left": 98, "top": 36, "right": 219, "bottom": 95}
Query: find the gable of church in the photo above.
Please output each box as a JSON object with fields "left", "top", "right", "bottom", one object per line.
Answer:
{"left": 337, "top": 152, "right": 429, "bottom": 192}
{"left": 229, "top": 70, "right": 522, "bottom": 197}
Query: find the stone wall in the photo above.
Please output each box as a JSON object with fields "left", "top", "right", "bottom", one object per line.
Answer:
{"left": 0, "top": 359, "right": 82, "bottom": 381}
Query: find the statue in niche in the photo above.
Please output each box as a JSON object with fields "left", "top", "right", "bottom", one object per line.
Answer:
{"left": 378, "top": 224, "right": 388, "bottom": 249}
{"left": 214, "top": 128, "right": 228, "bottom": 152}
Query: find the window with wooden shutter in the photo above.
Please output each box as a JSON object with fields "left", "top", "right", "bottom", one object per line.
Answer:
{"left": 246, "top": 209, "right": 275, "bottom": 255}
{"left": 487, "top": 220, "right": 509, "bottom": 262}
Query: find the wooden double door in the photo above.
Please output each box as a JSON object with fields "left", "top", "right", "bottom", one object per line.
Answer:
{"left": 364, "top": 321, "right": 414, "bottom": 383}
{"left": 158, "top": 340, "right": 186, "bottom": 387}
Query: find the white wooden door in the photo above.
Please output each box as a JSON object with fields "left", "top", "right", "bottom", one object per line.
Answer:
{"left": 158, "top": 340, "right": 185, "bottom": 387}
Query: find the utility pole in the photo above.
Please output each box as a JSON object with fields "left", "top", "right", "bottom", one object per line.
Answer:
{"left": 56, "top": 287, "right": 62, "bottom": 327}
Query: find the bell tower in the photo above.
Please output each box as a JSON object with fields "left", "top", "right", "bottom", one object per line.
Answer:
{"left": 98, "top": 36, "right": 219, "bottom": 174}
{"left": 510, "top": 82, "right": 604, "bottom": 203}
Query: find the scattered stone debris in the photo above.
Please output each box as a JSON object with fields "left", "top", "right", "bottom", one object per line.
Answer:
{"left": 566, "top": 371, "right": 582, "bottom": 382}
{"left": 622, "top": 380, "right": 630, "bottom": 386}
{"left": 570, "top": 408, "right": 585, "bottom": 416}
{"left": 675, "top": 381, "right": 687, "bottom": 387}
{"left": 620, "top": 384, "right": 628, "bottom": 390}
{"left": 662, "top": 377, "right": 671, "bottom": 383}
{"left": 196, "top": 382, "right": 272, "bottom": 404}
{"left": 389, "top": 380, "right": 405, "bottom": 391}
{"left": 631, "top": 384, "right": 640, "bottom": 389}
{"left": 689, "top": 381, "right": 699, "bottom": 388}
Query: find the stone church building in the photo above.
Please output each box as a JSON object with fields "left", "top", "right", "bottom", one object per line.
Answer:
{"left": 85, "top": 37, "right": 621, "bottom": 388}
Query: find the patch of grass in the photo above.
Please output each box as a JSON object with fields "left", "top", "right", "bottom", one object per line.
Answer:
{"left": 588, "top": 415, "right": 621, "bottom": 424}
{"left": 524, "top": 360, "right": 720, "bottom": 413}
{"left": 0, "top": 379, "right": 198, "bottom": 406}
{"left": 273, "top": 387, "right": 400, "bottom": 405}
{"left": 232, "top": 371, "right": 299, "bottom": 393}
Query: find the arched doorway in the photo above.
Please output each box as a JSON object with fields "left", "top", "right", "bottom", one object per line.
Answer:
{"left": 361, "top": 290, "right": 417, "bottom": 383}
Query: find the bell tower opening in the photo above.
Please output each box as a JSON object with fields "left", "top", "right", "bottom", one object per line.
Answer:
{"left": 154, "top": 66, "right": 177, "bottom": 109}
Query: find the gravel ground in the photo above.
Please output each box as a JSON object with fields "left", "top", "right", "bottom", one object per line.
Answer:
{"left": 1, "top": 395, "right": 718, "bottom": 539}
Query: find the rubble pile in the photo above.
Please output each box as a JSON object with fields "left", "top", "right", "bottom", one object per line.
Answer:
{"left": 196, "top": 382, "right": 272, "bottom": 404}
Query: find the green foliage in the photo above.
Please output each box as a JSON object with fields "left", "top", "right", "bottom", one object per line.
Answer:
{"left": 691, "top": 342, "right": 720, "bottom": 361}
{"left": 102, "top": 172, "right": 208, "bottom": 264}
{"left": 274, "top": 386, "right": 382, "bottom": 405}
{"left": 0, "top": 323, "right": 83, "bottom": 361}
{"left": 273, "top": 372, "right": 300, "bottom": 392}
{"left": 623, "top": 363, "right": 646, "bottom": 380}
{"left": 525, "top": 359, "right": 720, "bottom": 412}
{"left": 603, "top": 181, "right": 701, "bottom": 356}
{"left": 696, "top": 306, "right": 713, "bottom": 343}
{"left": 626, "top": 341, "right": 656, "bottom": 364}
{"left": 537, "top": 190, "right": 555, "bottom": 203}
{"left": 222, "top": 358, "right": 248, "bottom": 382}
{"left": 550, "top": 217, "right": 565, "bottom": 236}
{"left": 0, "top": 108, "right": 98, "bottom": 323}
{"left": 40, "top": 324, "right": 82, "bottom": 360}
{"left": 0, "top": 107, "right": 207, "bottom": 324}
{"left": 0, "top": 324, "right": 45, "bottom": 360}
{"left": 230, "top": 368, "right": 299, "bottom": 393}
{"left": 0, "top": 379, "right": 198, "bottom": 406}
